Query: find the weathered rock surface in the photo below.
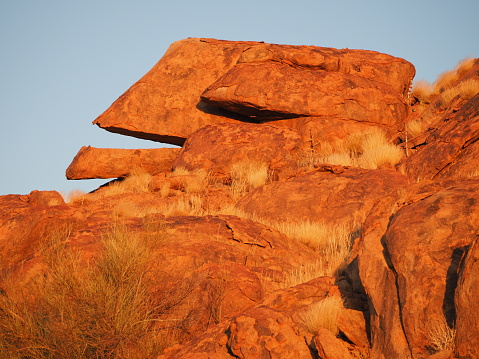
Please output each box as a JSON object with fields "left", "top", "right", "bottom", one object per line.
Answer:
{"left": 201, "top": 62, "right": 409, "bottom": 127}
{"left": 173, "top": 122, "right": 303, "bottom": 179}
{"left": 402, "top": 93, "right": 479, "bottom": 182}
{"left": 92, "top": 38, "right": 254, "bottom": 146}
{"left": 237, "top": 167, "right": 408, "bottom": 224}
{"left": 159, "top": 277, "right": 352, "bottom": 359}
{"left": 382, "top": 180, "right": 479, "bottom": 357}
{"left": 455, "top": 237, "right": 479, "bottom": 358}
{"left": 93, "top": 38, "right": 414, "bottom": 146}
{"left": 66, "top": 146, "right": 181, "bottom": 179}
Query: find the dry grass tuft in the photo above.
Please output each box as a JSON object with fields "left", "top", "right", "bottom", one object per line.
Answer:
{"left": 434, "top": 57, "right": 475, "bottom": 94}
{"left": 302, "top": 128, "right": 404, "bottom": 169}
{"left": 229, "top": 160, "right": 270, "bottom": 198}
{"left": 100, "top": 168, "right": 153, "bottom": 197}
{"left": 405, "top": 119, "right": 425, "bottom": 138}
{"left": 162, "top": 195, "right": 205, "bottom": 217}
{"left": 427, "top": 317, "right": 456, "bottom": 353}
{"left": 215, "top": 205, "right": 356, "bottom": 279}
{"left": 274, "top": 220, "right": 354, "bottom": 276}
{"left": 439, "top": 78, "right": 479, "bottom": 106}
{"left": 169, "top": 167, "right": 211, "bottom": 194}
{"left": 0, "top": 222, "right": 177, "bottom": 358}
{"left": 410, "top": 80, "right": 434, "bottom": 104}
{"left": 300, "top": 296, "right": 344, "bottom": 335}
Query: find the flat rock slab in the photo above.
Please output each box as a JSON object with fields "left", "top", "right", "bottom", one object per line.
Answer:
{"left": 201, "top": 62, "right": 409, "bottom": 126}
{"left": 93, "top": 38, "right": 414, "bottom": 145}
{"left": 66, "top": 146, "right": 181, "bottom": 179}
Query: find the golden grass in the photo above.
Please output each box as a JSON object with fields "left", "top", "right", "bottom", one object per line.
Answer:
{"left": 302, "top": 128, "right": 404, "bottom": 169}
{"left": 169, "top": 167, "right": 211, "bottom": 194}
{"left": 440, "top": 78, "right": 479, "bottom": 106}
{"left": 427, "top": 317, "right": 456, "bottom": 353}
{"left": 300, "top": 295, "right": 344, "bottom": 335}
{"left": 434, "top": 57, "right": 475, "bottom": 94}
{"left": 216, "top": 205, "right": 355, "bottom": 278}
{"left": 100, "top": 168, "right": 153, "bottom": 197}
{"left": 229, "top": 160, "right": 270, "bottom": 198}
{"left": 0, "top": 222, "right": 178, "bottom": 358}
{"left": 405, "top": 119, "right": 425, "bottom": 138}
{"left": 64, "top": 189, "right": 88, "bottom": 204}
{"left": 410, "top": 80, "right": 434, "bottom": 104}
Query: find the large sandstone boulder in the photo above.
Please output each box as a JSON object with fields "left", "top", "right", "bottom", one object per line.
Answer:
{"left": 93, "top": 38, "right": 415, "bottom": 146}
{"left": 356, "top": 194, "right": 412, "bottom": 359}
{"left": 172, "top": 122, "right": 303, "bottom": 179}
{"left": 66, "top": 146, "right": 181, "bottom": 179}
{"left": 201, "top": 62, "right": 409, "bottom": 127}
{"left": 381, "top": 180, "right": 479, "bottom": 357}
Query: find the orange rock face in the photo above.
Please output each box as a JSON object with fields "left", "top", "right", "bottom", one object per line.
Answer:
{"left": 66, "top": 146, "right": 181, "bottom": 179}
{"left": 201, "top": 62, "right": 408, "bottom": 127}
{"left": 402, "top": 93, "right": 479, "bottom": 181}
{"left": 173, "top": 122, "right": 303, "bottom": 179}
{"left": 6, "top": 38, "right": 479, "bottom": 359}
{"left": 237, "top": 167, "right": 408, "bottom": 224}
{"left": 92, "top": 38, "right": 414, "bottom": 146}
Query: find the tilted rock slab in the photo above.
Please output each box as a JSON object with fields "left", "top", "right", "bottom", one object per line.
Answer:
{"left": 402, "top": 93, "right": 479, "bottom": 182}
{"left": 66, "top": 146, "right": 181, "bottom": 179}
{"left": 93, "top": 38, "right": 415, "bottom": 145}
{"left": 201, "top": 61, "right": 409, "bottom": 126}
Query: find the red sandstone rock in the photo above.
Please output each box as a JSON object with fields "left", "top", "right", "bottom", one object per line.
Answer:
{"left": 356, "top": 194, "right": 412, "bottom": 359}
{"left": 382, "top": 180, "right": 479, "bottom": 357}
{"left": 28, "top": 190, "right": 65, "bottom": 206}
{"left": 201, "top": 62, "right": 409, "bottom": 127}
{"left": 66, "top": 146, "right": 181, "bottom": 179}
{"left": 314, "top": 327, "right": 356, "bottom": 359}
{"left": 236, "top": 43, "right": 415, "bottom": 96}
{"left": 236, "top": 167, "right": 408, "bottom": 224}
{"left": 92, "top": 38, "right": 254, "bottom": 146}
{"left": 159, "top": 277, "right": 345, "bottom": 359}
{"left": 454, "top": 237, "right": 479, "bottom": 358}
{"left": 401, "top": 93, "right": 479, "bottom": 182}
{"left": 272, "top": 116, "right": 396, "bottom": 152}
{"left": 173, "top": 122, "right": 303, "bottom": 180}
{"left": 93, "top": 38, "right": 414, "bottom": 145}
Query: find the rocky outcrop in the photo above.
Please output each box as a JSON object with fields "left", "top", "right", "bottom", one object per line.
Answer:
{"left": 6, "top": 38, "right": 479, "bottom": 359}
{"left": 66, "top": 146, "right": 181, "bottom": 179}
{"left": 92, "top": 38, "right": 414, "bottom": 147}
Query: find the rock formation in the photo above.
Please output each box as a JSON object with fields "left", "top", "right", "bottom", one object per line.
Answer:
{"left": 1, "top": 38, "right": 478, "bottom": 358}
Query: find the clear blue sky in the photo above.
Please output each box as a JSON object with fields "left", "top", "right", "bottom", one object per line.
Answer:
{"left": 1, "top": 0, "right": 478, "bottom": 196}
